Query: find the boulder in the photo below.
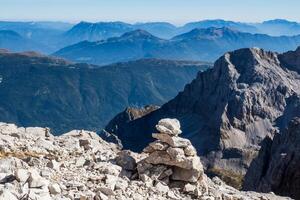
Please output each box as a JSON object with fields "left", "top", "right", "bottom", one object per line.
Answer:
{"left": 152, "top": 134, "right": 191, "bottom": 148}
{"left": 166, "top": 147, "right": 185, "bottom": 159}
{"left": 15, "top": 169, "right": 29, "bottom": 183}
{"left": 48, "top": 183, "right": 61, "bottom": 195}
{"left": 172, "top": 166, "right": 203, "bottom": 183}
{"left": 184, "top": 145, "right": 197, "bottom": 157}
{"left": 156, "top": 118, "right": 182, "bottom": 136}
{"left": 149, "top": 141, "right": 169, "bottom": 151}
{"left": 28, "top": 170, "right": 49, "bottom": 188}
{"left": 116, "top": 150, "right": 137, "bottom": 171}
{"left": 155, "top": 182, "right": 169, "bottom": 194}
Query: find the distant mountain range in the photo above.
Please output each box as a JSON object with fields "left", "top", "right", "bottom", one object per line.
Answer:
{"left": 61, "top": 19, "right": 300, "bottom": 44}
{"left": 1, "top": 19, "right": 300, "bottom": 54}
{"left": 0, "top": 21, "right": 73, "bottom": 53}
{"left": 0, "top": 30, "right": 51, "bottom": 53}
{"left": 54, "top": 27, "right": 300, "bottom": 65}
{"left": 0, "top": 50, "right": 211, "bottom": 133}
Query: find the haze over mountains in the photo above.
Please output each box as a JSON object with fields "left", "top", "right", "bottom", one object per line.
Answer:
{"left": 1, "top": 19, "right": 300, "bottom": 57}
{"left": 54, "top": 27, "right": 300, "bottom": 65}
{"left": 0, "top": 30, "right": 50, "bottom": 53}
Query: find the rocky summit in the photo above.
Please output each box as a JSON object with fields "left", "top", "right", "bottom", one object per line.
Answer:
{"left": 105, "top": 47, "right": 300, "bottom": 188}
{"left": 0, "top": 119, "right": 290, "bottom": 200}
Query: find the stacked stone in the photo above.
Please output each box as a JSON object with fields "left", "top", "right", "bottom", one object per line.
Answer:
{"left": 138, "top": 118, "right": 204, "bottom": 185}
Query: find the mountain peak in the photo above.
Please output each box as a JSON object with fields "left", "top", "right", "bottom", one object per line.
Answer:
{"left": 106, "top": 47, "right": 300, "bottom": 189}
{"left": 278, "top": 46, "right": 300, "bottom": 73}
{"left": 173, "top": 26, "right": 240, "bottom": 40}
{"left": 263, "top": 19, "right": 299, "bottom": 25}
{"left": 120, "top": 29, "right": 160, "bottom": 40}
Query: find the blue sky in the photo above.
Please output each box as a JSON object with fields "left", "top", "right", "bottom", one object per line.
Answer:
{"left": 1, "top": 0, "right": 300, "bottom": 24}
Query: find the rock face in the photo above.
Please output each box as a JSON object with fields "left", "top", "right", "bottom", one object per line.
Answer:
{"left": 243, "top": 117, "right": 300, "bottom": 199}
{"left": 0, "top": 121, "right": 290, "bottom": 200}
{"left": 106, "top": 47, "right": 300, "bottom": 188}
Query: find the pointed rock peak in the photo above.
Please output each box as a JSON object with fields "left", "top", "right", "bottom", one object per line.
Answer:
{"left": 278, "top": 46, "right": 300, "bottom": 73}
{"left": 120, "top": 29, "right": 160, "bottom": 40}
{"left": 73, "top": 21, "right": 93, "bottom": 28}
{"left": 213, "top": 47, "right": 280, "bottom": 83}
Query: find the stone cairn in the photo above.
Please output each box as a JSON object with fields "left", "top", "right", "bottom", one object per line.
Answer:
{"left": 137, "top": 118, "right": 205, "bottom": 193}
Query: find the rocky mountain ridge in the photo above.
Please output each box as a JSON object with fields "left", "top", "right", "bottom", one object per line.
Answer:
{"left": 105, "top": 47, "right": 300, "bottom": 188}
{"left": 0, "top": 120, "right": 291, "bottom": 200}
{"left": 243, "top": 116, "right": 300, "bottom": 200}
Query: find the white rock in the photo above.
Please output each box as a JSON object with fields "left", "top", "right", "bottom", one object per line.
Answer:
{"left": 115, "top": 178, "right": 128, "bottom": 190}
{"left": 28, "top": 170, "right": 49, "bottom": 188}
{"left": 166, "top": 147, "right": 185, "bottom": 159}
{"left": 25, "top": 127, "right": 48, "bottom": 138}
{"left": 155, "top": 182, "right": 169, "bottom": 193}
{"left": 34, "top": 138, "right": 55, "bottom": 152}
{"left": 75, "top": 157, "right": 86, "bottom": 167}
{"left": 48, "top": 183, "right": 61, "bottom": 195}
{"left": 15, "top": 169, "right": 30, "bottom": 183}
{"left": 152, "top": 133, "right": 191, "bottom": 148}
{"left": 0, "top": 190, "right": 18, "bottom": 200}
{"left": 156, "top": 118, "right": 182, "bottom": 135}
{"left": 149, "top": 141, "right": 169, "bottom": 151}
{"left": 0, "top": 123, "right": 18, "bottom": 135}
{"left": 184, "top": 145, "right": 197, "bottom": 156}
{"left": 105, "top": 174, "right": 118, "bottom": 190}
{"left": 183, "top": 183, "right": 196, "bottom": 193}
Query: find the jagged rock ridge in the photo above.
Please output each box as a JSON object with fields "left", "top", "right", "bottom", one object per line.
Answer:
{"left": 243, "top": 116, "right": 300, "bottom": 200}
{"left": 105, "top": 47, "right": 300, "bottom": 188}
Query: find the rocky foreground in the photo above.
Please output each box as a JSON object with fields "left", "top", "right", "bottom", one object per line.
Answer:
{"left": 0, "top": 119, "right": 291, "bottom": 200}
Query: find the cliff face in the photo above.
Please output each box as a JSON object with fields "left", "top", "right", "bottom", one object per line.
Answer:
{"left": 243, "top": 116, "right": 300, "bottom": 199}
{"left": 106, "top": 47, "right": 300, "bottom": 186}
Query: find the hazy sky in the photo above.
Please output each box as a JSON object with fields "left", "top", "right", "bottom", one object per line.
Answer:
{"left": 1, "top": 0, "right": 300, "bottom": 24}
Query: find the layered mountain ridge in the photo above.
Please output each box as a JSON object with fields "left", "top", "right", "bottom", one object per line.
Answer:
{"left": 54, "top": 27, "right": 300, "bottom": 65}
{"left": 2, "top": 19, "right": 300, "bottom": 54}
{"left": 0, "top": 51, "right": 210, "bottom": 134}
